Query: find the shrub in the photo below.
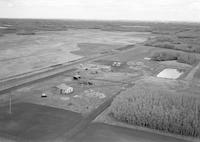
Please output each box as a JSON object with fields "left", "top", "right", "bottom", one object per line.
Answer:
{"left": 109, "top": 85, "right": 200, "bottom": 137}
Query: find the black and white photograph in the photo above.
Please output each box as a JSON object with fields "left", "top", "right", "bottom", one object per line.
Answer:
{"left": 0, "top": 0, "right": 200, "bottom": 142}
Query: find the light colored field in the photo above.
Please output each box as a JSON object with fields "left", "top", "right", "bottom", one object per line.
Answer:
{"left": 157, "top": 68, "right": 183, "bottom": 79}
{"left": 0, "top": 29, "right": 148, "bottom": 79}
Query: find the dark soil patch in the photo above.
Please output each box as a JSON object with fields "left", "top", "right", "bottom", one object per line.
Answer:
{"left": 0, "top": 102, "right": 82, "bottom": 141}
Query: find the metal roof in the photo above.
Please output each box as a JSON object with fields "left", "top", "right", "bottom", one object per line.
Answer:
{"left": 56, "top": 84, "right": 72, "bottom": 90}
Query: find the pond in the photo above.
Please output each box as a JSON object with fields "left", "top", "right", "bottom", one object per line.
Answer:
{"left": 157, "top": 68, "right": 183, "bottom": 79}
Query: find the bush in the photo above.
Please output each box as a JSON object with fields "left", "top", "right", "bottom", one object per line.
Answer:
{"left": 151, "top": 51, "right": 197, "bottom": 65}
{"left": 109, "top": 85, "right": 200, "bottom": 137}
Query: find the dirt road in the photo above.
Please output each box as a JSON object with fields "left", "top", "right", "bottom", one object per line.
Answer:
{"left": 185, "top": 62, "right": 200, "bottom": 81}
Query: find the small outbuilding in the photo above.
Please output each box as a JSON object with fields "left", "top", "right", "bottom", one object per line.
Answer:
{"left": 55, "top": 84, "right": 74, "bottom": 95}
{"left": 112, "top": 61, "right": 121, "bottom": 67}
{"left": 73, "top": 74, "right": 81, "bottom": 80}
{"left": 79, "top": 80, "right": 93, "bottom": 85}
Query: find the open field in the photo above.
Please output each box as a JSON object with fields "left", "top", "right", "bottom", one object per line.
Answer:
{"left": 0, "top": 29, "right": 148, "bottom": 79}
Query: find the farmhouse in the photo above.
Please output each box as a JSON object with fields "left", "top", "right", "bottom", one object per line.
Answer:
{"left": 55, "top": 84, "right": 73, "bottom": 95}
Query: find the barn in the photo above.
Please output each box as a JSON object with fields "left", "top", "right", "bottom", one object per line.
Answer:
{"left": 55, "top": 84, "right": 74, "bottom": 95}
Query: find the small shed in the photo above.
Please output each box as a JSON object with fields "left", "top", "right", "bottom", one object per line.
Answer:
{"left": 112, "top": 61, "right": 121, "bottom": 67}
{"left": 79, "top": 80, "right": 93, "bottom": 85}
{"left": 55, "top": 84, "right": 73, "bottom": 95}
{"left": 73, "top": 74, "right": 81, "bottom": 80}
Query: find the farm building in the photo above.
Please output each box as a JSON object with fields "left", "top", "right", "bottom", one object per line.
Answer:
{"left": 55, "top": 84, "right": 73, "bottom": 95}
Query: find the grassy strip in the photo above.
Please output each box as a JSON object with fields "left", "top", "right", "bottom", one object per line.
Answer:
{"left": 109, "top": 84, "right": 200, "bottom": 138}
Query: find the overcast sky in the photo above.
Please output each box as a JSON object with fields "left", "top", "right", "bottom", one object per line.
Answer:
{"left": 0, "top": 0, "right": 200, "bottom": 22}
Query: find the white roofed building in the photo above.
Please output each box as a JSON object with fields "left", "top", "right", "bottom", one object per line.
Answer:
{"left": 55, "top": 84, "right": 74, "bottom": 95}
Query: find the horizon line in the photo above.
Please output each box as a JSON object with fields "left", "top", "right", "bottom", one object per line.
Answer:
{"left": 0, "top": 17, "right": 200, "bottom": 24}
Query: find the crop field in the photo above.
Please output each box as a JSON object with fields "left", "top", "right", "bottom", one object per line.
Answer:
{"left": 108, "top": 82, "right": 200, "bottom": 138}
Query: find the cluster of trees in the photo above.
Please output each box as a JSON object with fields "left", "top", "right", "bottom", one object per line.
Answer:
{"left": 145, "top": 36, "right": 200, "bottom": 53}
{"left": 150, "top": 51, "right": 198, "bottom": 65}
{"left": 109, "top": 85, "right": 200, "bottom": 137}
